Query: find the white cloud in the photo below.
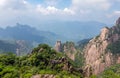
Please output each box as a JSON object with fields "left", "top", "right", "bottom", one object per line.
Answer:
{"left": 36, "top": 5, "right": 75, "bottom": 15}
{"left": 0, "top": 0, "right": 119, "bottom": 27}
{"left": 114, "top": 11, "right": 120, "bottom": 14}
{"left": 71, "top": 0, "right": 111, "bottom": 11}
{"left": 0, "top": 0, "right": 28, "bottom": 10}
{"left": 106, "top": 11, "right": 120, "bottom": 19}
{"left": 63, "top": 8, "right": 75, "bottom": 15}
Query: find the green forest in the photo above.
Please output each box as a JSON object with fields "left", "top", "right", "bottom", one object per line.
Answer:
{"left": 0, "top": 44, "right": 83, "bottom": 78}
{"left": 0, "top": 43, "right": 120, "bottom": 78}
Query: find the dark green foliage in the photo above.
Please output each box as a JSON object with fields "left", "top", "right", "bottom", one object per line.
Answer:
{"left": 0, "top": 53, "right": 17, "bottom": 65}
{"left": 107, "top": 40, "right": 120, "bottom": 54}
{"left": 0, "top": 44, "right": 82, "bottom": 78}
{"left": 74, "top": 51, "right": 84, "bottom": 67}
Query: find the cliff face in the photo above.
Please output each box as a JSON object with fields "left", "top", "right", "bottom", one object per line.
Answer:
{"left": 54, "top": 41, "right": 62, "bottom": 52}
{"left": 54, "top": 41, "right": 77, "bottom": 61}
{"left": 84, "top": 17, "right": 120, "bottom": 76}
{"left": 63, "top": 42, "right": 77, "bottom": 61}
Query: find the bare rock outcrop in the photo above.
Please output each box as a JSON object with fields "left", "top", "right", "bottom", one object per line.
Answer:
{"left": 54, "top": 41, "right": 77, "bottom": 61}
{"left": 84, "top": 17, "right": 120, "bottom": 76}
{"left": 31, "top": 74, "right": 55, "bottom": 78}
{"left": 54, "top": 41, "right": 62, "bottom": 52}
{"left": 116, "top": 17, "right": 120, "bottom": 25}
{"left": 63, "top": 42, "right": 77, "bottom": 60}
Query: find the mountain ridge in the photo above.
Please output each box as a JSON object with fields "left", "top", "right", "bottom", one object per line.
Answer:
{"left": 84, "top": 17, "right": 120, "bottom": 77}
{"left": 0, "top": 23, "right": 62, "bottom": 46}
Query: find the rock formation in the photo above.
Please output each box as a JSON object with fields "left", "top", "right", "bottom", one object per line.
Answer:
{"left": 31, "top": 74, "right": 55, "bottom": 78}
{"left": 84, "top": 17, "right": 120, "bottom": 76}
{"left": 63, "top": 41, "right": 77, "bottom": 61}
{"left": 54, "top": 41, "right": 62, "bottom": 52}
{"left": 116, "top": 17, "right": 120, "bottom": 25}
{"left": 54, "top": 41, "right": 77, "bottom": 61}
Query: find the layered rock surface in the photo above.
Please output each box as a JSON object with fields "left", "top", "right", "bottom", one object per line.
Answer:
{"left": 84, "top": 17, "right": 120, "bottom": 76}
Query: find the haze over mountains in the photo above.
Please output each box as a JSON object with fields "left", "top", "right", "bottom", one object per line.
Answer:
{"left": 0, "top": 23, "right": 61, "bottom": 45}
{"left": 0, "top": 21, "right": 106, "bottom": 43}
{"left": 1, "top": 0, "right": 120, "bottom": 77}
{"left": 38, "top": 21, "right": 106, "bottom": 41}
{"left": 0, "top": 21, "right": 106, "bottom": 55}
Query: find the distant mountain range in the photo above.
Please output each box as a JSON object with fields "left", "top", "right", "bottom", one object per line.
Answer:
{"left": 0, "top": 39, "right": 32, "bottom": 55}
{"left": 38, "top": 21, "right": 106, "bottom": 41}
{"left": 0, "top": 21, "right": 106, "bottom": 43}
{"left": 0, "top": 21, "right": 106, "bottom": 54}
{"left": 0, "top": 23, "right": 61, "bottom": 46}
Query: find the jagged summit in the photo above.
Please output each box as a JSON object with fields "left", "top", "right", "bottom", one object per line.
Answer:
{"left": 116, "top": 17, "right": 120, "bottom": 25}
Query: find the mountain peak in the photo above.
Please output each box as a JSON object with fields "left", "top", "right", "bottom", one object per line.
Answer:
{"left": 116, "top": 17, "right": 120, "bottom": 25}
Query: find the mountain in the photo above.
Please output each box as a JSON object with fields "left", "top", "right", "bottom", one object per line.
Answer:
{"left": 84, "top": 17, "right": 120, "bottom": 77}
{"left": 0, "top": 23, "right": 61, "bottom": 46}
{"left": 39, "top": 21, "right": 106, "bottom": 41}
{"left": 0, "top": 40, "right": 17, "bottom": 53}
{"left": 99, "top": 64, "right": 120, "bottom": 78}
{"left": 0, "top": 39, "right": 32, "bottom": 56}
{"left": 54, "top": 41, "right": 77, "bottom": 61}
{"left": 54, "top": 41, "right": 84, "bottom": 67}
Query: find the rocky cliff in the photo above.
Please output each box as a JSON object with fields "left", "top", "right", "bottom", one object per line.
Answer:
{"left": 84, "top": 17, "right": 120, "bottom": 76}
{"left": 63, "top": 41, "right": 77, "bottom": 61}
{"left": 54, "top": 41, "right": 77, "bottom": 61}
{"left": 54, "top": 41, "right": 62, "bottom": 52}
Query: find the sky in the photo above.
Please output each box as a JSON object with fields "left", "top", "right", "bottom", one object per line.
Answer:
{"left": 0, "top": 0, "right": 120, "bottom": 28}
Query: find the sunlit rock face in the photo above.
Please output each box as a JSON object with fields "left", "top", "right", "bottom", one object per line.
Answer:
{"left": 84, "top": 17, "right": 120, "bottom": 76}
{"left": 54, "top": 41, "right": 62, "bottom": 52}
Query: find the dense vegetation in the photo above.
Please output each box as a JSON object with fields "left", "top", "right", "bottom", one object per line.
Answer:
{"left": 0, "top": 44, "right": 82, "bottom": 78}
{"left": 98, "top": 64, "right": 120, "bottom": 78}
{"left": 62, "top": 41, "right": 84, "bottom": 67}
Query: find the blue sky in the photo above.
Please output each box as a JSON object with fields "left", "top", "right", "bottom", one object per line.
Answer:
{"left": 0, "top": 0, "right": 120, "bottom": 27}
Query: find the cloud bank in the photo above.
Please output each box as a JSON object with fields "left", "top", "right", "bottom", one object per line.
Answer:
{"left": 0, "top": 0, "right": 120, "bottom": 27}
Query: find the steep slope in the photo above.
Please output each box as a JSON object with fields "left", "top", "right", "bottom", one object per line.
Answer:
{"left": 99, "top": 64, "right": 120, "bottom": 78}
{"left": 84, "top": 17, "right": 120, "bottom": 76}
{"left": 54, "top": 41, "right": 84, "bottom": 67}
{"left": 63, "top": 41, "right": 77, "bottom": 61}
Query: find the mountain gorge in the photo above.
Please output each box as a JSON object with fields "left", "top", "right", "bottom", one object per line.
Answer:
{"left": 84, "top": 17, "right": 120, "bottom": 77}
